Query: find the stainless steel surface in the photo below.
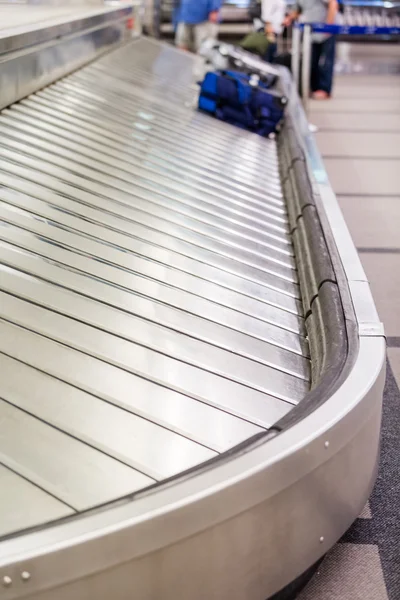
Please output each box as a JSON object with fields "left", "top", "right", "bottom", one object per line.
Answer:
{"left": 0, "top": 395, "right": 154, "bottom": 510}
{"left": 0, "top": 2, "right": 139, "bottom": 111}
{"left": 0, "top": 338, "right": 386, "bottom": 600}
{"left": 0, "top": 37, "right": 308, "bottom": 540}
{"left": 0, "top": 36, "right": 385, "bottom": 600}
{"left": 0, "top": 464, "right": 73, "bottom": 538}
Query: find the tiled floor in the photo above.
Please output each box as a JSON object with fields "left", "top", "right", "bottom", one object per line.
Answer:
{"left": 302, "top": 42, "right": 400, "bottom": 600}
{"left": 338, "top": 196, "right": 400, "bottom": 247}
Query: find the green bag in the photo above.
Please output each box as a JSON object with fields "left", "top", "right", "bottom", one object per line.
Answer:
{"left": 240, "top": 31, "right": 270, "bottom": 57}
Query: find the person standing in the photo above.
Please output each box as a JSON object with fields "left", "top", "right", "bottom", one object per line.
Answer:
{"left": 285, "top": 0, "right": 338, "bottom": 98}
{"left": 261, "top": 0, "right": 286, "bottom": 63}
{"left": 175, "top": 0, "right": 222, "bottom": 53}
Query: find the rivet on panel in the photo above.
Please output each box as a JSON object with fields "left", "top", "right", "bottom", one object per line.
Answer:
{"left": 319, "top": 536, "right": 325, "bottom": 543}
{"left": 21, "top": 571, "right": 31, "bottom": 582}
{"left": 2, "top": 575, "right": 12, "bottom": 587}
{"left": 324, "top": 441, "right": 330, "bottom": 449}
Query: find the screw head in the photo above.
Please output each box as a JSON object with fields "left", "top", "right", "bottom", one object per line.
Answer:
{"left": 2, "top": 575, "right": 12, "bottom": 587}
{"left": 21, "top": 571, "right": 31, "bottom": 582}
{"left": 324, "top": 441, "right": 330, "bottom": 449}
{"left": 320, "top": 536, "right": 325, "bottom": 543}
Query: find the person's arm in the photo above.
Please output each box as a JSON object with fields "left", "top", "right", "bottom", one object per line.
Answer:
{"left": 326, "top": 0, "right": 338, "bottom": 24}
{"left": 283, "top": 6, "right": 300, "bottom": 27}
{"left": 209, "top": 0, "right": 222, "bottom": 23}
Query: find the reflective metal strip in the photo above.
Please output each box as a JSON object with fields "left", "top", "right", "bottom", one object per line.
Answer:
{"left": 0, "top": 464, "right": 73, "bottom": 538}
{"left": 0, "top": 216, "right": 308, "bottom": 355}
{"left": 0, "top": 137, "right": 291, "bottom": 261}
{"left": 0, "top": 319, "right": 293, "bottom": 428}
{"left": 0, "top": 108, "right": 283, "bottom": 222}
{"left": 0, "top": 353, "right": 263, "bottom": 455}
{"left": 40, "top": 82, "right": 282, "bottom": 184}
{"left": 5, "top": 93, "right": 282, "bottom": 218}
{"left": 0, "top": 217, "right": 306, "bottom": 354}
{"left": 0, "top": 145, "right": 295, "bottom": 272}
{"left": 8, "top": 102, "right": 279, "bottom": 204}
{"left": 0, "top": 161, "right": 299, "bottom": 287}
{"left": 0, "top": 116, "right": 287, "bottom": 235}
{"left": 22, "top": 95, "right": 284, "bottom": 200}
{"left": 69, "top": 64, "right": 279, "bottom": 169}
{"left": 0, "top": 353, "right": 219, "bottom": 480}
{"left": 43, "top": 78, "right": 280, "bottom": 162}
{"left": 0, "top": 183, "right": 302, "bottom": 319}
{"left": 32, "top": 85, "right": 278, "bottom": 178}
{"left": 0, "top": 126, "right": 290, "bottom": 250}
{"left": 31, "top": 90, "right": 283, "bottom": 192}
{"left": 0, "top": 399, "right": 155, "bottom": 510}
{"left": 0, "top": 248, "right": 309, "bottom": 378}
{"left": 0, "top": 289, "right": 308, "bottom": 399}
{"left": 54, "top": 76, "right": 280, "bottom": 167}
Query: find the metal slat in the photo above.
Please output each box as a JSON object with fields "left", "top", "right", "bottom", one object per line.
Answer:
{"left": 0, "top": 180, "right": 301, "bottom": 316}
{"left": 0, "top": 464, "right": 73, "bottom": 538}
{"left": 0, "top": 399, "right": 155, "bottom": 510}
{"left": 0, "top": 183, "right": 302, "bottom": 319}
{"left": 0, "top": 320, "right": 293, "bottom": 428}
{"left": 0, "top": 136, "right": 291, "bottom": 260}
{"left": 0, "top": 115, "right": 286, "bottom": 235}
{"left": 0, "top": 146, "right": 295, "bottom": 275}
{"left": 40, "top": 81, "right": 282, "bottom": 184}
{"left": 0, "top": 161, "right": 299, "bottom": 289}
{"left": 0, "top": 218, "right": 306, "bottom": 356}
{"left": 35, "top": 85, "right": 281, "bottom": 187}
{"left": 0, "top": 353, "right": 220, "bottom": 480}
{"left": 0, "top": 221, "right": 306, "bottom": 349}
{"left": 8, "top": 101, "right": 277, "bottom": 202}
{"left": 3, "top": 101, "right": 279, "bottom": 211}
{"left": 21, "top": 94, "right": 283, "bottom": 197}
{"left": 70, "top": 62, "right": 277, "bottom": 162}
{"left": 0, "top": 250, "right": 309, "bottom": 378}
{"left": 54, "top": 75, "right": 280, "bottom": 166}
{"left": 1, "top": 102, "right": 282, "bottom": 218}
{"left": 0, "top": 353, "right": 263, "bottom": 455}
{"left": 0, "top": 290, "right": 308, "bottom": 400}
{"left": 0, "top": 126, "right": 290, "bottom": 255}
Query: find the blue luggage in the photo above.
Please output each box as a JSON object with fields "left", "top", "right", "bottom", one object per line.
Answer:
{"left": 198, "top": 69, "right": 286, "bottom": 137}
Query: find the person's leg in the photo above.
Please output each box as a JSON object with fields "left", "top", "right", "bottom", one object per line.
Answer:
{"left": 311, "top": 42, "right": 323, "bottom": 93}
{"left": 317, "top": 35, "right": 336, "bottom": 95}
{"left": 175, "top": 22, "right": 191, "bottom": 51}
{"left": 194, "top": 21, "right": 218, "bottom": 53}
{"left": 264, "top": 41, "right": 277, "bottom": 63}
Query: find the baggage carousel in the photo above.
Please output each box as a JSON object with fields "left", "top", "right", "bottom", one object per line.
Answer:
{"left": 0, "top": 7, "right": 386, "bottom": 600}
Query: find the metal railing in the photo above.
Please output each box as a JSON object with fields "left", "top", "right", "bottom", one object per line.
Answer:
{"left": 292, "top": 22, "right": 400, "bottom": 114}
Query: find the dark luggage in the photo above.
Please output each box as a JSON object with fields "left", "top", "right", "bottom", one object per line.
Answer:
{"left": 200, "top": 41, "right": 280, "bottom": 84}
{"left": 198, "top": 69, "right": 286, "bottom": 137}
{"left": 274, "top": 52, "right": 292, "bottom": 70}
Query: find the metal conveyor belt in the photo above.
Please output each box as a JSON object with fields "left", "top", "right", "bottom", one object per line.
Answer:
{"left": 0, "top": 39, "right": 310, "bottom": 539}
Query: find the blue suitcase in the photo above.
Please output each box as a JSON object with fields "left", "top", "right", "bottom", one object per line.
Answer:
{"left": 198, "top": 69, "right": 286, "bottom": 137}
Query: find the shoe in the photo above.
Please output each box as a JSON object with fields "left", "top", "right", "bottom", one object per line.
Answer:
{"left": 312, "top": 90, "right": 330, "bottom": 100}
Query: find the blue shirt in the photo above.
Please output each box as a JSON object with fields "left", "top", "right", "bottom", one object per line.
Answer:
{"left": 175, "top": 0, "right": 222, "bottom": 25}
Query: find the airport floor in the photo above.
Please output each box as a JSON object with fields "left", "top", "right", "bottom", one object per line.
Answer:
{"left": 299, "top": 42, "right": 400, "bottom": 600}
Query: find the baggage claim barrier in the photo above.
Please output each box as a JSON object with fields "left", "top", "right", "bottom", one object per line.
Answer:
{"left": 291, "top": 22, "right": 400, "bottom": 114}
